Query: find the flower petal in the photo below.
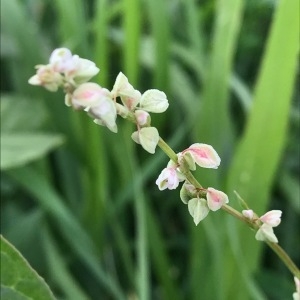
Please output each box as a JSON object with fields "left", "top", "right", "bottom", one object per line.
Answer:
{"left": 206, "top": 187, "right": 229, "bottom": 211}
{"left": 188, "top": 198, "right": 209, "bottom": 225}
{"left": 183, "top": 143, "right": 221, "bottom": 169}
{"left": 139, "top": 89, "right": 169, "bottom": 113}
{"left": 255, "top": 224, "right": 278, "bottom": 243}
{"left": 259, "top": 210, "right": 282, "bottom": 227}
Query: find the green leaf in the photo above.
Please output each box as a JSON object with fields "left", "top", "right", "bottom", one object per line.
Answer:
{"left": 0, "top": 133, "right": 64, "bottom": 170}
{"left": 0, "top": 94, "right": 48, "bottom": 132}
{"left": 1, "top": 235, "right": 56, "bottom": 300}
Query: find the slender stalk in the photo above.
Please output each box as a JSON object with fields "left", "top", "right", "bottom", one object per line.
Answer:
{"left": 266, "top": 242, "right": 300, "bottom": 279}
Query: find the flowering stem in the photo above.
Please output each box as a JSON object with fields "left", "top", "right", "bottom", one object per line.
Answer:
{"left": 157, "top": 136, "right": 300, "bottom": 279}
{"left": 158, "top": 137, "right": 202, "bottom": 189}
{"left": 266, "top": 242, "right": 300, "bottom": 279}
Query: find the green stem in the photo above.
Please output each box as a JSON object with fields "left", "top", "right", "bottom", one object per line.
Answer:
{"left": 157, "top": 138, "right": 202, "bottom": 189}
{"left": 266, "top": 242, "right": 300, "bottom": 279}
{"left": 156, "top": 136, "right": 300, "bottom": 279}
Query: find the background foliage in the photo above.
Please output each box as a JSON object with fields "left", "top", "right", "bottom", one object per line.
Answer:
{"left": 1, "top": 0, "right": 299, "bottom": 299}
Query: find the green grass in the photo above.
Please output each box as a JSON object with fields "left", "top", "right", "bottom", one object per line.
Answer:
{"left": 1, "top": 0, "right": 299, "bottom": 299}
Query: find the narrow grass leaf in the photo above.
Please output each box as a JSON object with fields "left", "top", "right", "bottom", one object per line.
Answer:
{"left": 7, "top": 166, "right": 126, "bottom": 300}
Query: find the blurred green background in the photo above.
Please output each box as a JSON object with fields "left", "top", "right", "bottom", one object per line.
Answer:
{"left": 1, "top": 0, "right": 299, "bottom": 299}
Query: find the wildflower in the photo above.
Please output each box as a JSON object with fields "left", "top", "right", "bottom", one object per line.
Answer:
{"left": 259, "top": 210, "right": 282, "bottom": 227}
{"left": 71, "top": 82, "right": 112, "bottom": 108}
{"left": 180, "top": 143, "right": 221, "bottom": 170}
{"left": 131, "top": 127, "right": 160, "bottom": 154}
{"left": 72, "top": 83, "right": 117, "bottom": 132}
{"left": 188, "top": 198, "right": 210, "bottom": 225}
{"left": 111, "top": 72, "right": 141, "bottom": 110}
{"left": 255, "top": 224, "right": 278, "bottom": 243}
{"left": 156, "top": 160, "right": 185, "bottom": 190}
{"left": 28, "top": 64, "right": 63, "bottom": 91}
{"left": 64, "top": 55, "right": 99, "bottom": 85}
{"left": 49, "top": 48, "right": 73, "bottom": 73}
{"left": 206, "top": 187, "right": 229, "bottom": 211}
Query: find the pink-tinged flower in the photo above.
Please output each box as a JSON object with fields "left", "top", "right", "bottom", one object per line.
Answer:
{"left": 293, "top": 277, "right": 300, "bottom": 300}
{"left": 188, "top": 198, "right": 210, "bottom": 225}
{"left": 28, "top": 64, "right": 63, "bottom": 91}
{"left": 135, "top": 110, "right": 151, "bottom": 126}
{"left": 206, "top": 187, "right": 229, "bottom": 211}
{"left": 72, "top": 83, "right": 112, "bottom": 108}
{"left": 242, "top": 209, "right": 254, "bottom": 220}
{"left": 260, "top": 210, "right": 282, "bottom": 227}
{"left": 180, "top": 143, "right": 221, "bottom": 170}
{"left": 156, "top": 161, "right": 185, "bottom": 190}
{"left": 255, "top": 224, "right": 278, "bottom": 243}
{"left": 89, "top": 100, "right": 117, "bottom": 133}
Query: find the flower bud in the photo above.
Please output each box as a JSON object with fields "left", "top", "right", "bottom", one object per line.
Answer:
{"left": 255, "top": 223, "right": 278, "bottom": 243}
{"left": 259, "top": 210, "right": 282, "bottom": 227}
{"left": 206, "top": 187, "right": 229, "bottom": 211}
{"left": 135, "top": 110, "right": 151, "bottom": 126}
{"left": 139, "top": 89, "right": 169, "bottom": 113}
{"left": 49, "top": 48, "right": 73, "bottom": 73}
{"left": 180, "top": 181, "right": 198, "bottom": 204}
{"left": 181, "top": 143, "right": 221, "bottom": 169}
{"left": 242, "top": 209, "right": 254, "bottom": 220}
{"left": 188, "top": 198, "right": 210, "bottom": 225}
{"left": 131, "top": 127, "right": 159, "bottom": 154}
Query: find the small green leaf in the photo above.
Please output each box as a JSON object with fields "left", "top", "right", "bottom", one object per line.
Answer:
{"left": 0, "top": 235, "right": 56, "bottom": 300}
{"left": 0, "top": 133, "right": 64, "bottom": 170}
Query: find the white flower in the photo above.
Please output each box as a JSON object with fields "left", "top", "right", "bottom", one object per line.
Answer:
{"left": 255, "top": 224, "right": 278, "bottom": 243}
{"left": 155, "top": 161, "right": 185, "bottom": 190}
{"left": 66, "top": 56, "right": 99, "bottom": 84}
{"left": 180, "top": 143, "right": 221, "bottom": 170}
{"left": 49, "top": 48, "right": 73, "bottom": 73}
{"left": 28, "top": 64, "right": 63, "bottom": 92}
{"left": 206, "top": 187, "right": 229, "bottom": 211}
{"left": 111, "top": 72, "right": 141, "bottom": 110}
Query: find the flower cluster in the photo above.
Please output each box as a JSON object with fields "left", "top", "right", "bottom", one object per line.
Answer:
{"left": 29, "top": 48, "right": 169, "bottom": 153}
{"left": 156, "top": 143, "right": 229, "bottom": 225}
{"left": 29, "top": 47, "right": 299, "bottom": 293}
{"left": 242, "top": 209, "right": 282, "bottom": 243}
